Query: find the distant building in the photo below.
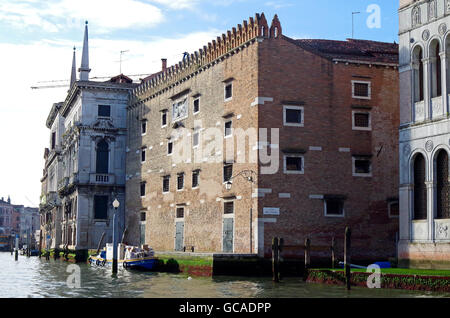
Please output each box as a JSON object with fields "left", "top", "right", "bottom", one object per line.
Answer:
{"left": 13, "top": 205, "right": 39, "bottom": 247}
{"left": 126, "top": 13, "right": 400, "bottom": 262}
{"left": 0, "top": 196, "right": 18, "bottom": 236}
{"left": 398, "top": 0, "right": 450, "bottom": 268}
{"left": 39, "top": 22, "right": 137, "bottom": 252}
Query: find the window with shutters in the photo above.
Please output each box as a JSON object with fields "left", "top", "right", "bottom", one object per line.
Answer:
{"left": 177, "top": 173, "right": 184, "bottom": 191}
{"left": 224, "top": 201, "right": 234, "bottom": 214}
{"left": 413, "top": 154, "right": 427, "bottom": 220}
{"left": 223, "top": 164, "right": 233, "bottom": 182}
{"left": 176, "top": 207, "right": 185, "bottom": 218}
{"left": 436, "top": 150, "right": 450, "bottom": 219}
{"left": 163, "top": 176, "right": 170, "bottom": 193}
{"left": 192, "top": 170, "right": 200, "bottom": 188}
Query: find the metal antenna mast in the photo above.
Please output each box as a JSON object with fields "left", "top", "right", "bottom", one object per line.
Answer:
{"left": 119, "top": 50, "right": 129, "bottom": 74}
{"left": 352, "top": 11, "right": 361, "bottom": 39}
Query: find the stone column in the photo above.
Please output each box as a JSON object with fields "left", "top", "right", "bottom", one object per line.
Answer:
{"left": 440, "top": 52, "right": 448, "bottom": 116}
{"left": 425, "top": 181, "right": 435, "bottom": 242}
{"left": 399, "top": 184, "right": 413, "bottom": 241}
{"left": 423, "top": 58, "right": 431, "bottom": 120}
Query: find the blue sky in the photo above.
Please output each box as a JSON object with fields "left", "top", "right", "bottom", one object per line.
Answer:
{"left": 0, "top": 0, "right": 399, "bottom": 206}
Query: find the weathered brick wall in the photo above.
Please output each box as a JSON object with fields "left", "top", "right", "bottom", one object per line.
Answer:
{"left": 256, "top": 36, "right": 399, "bottom": 261}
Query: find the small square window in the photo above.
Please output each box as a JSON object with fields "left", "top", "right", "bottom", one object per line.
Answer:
{"left": 224, "top": 121, "right": 232, "bottom": 137}
{"left": 353, "top": 156, "right": 372, "bottom": 177}
{"left": 177, "top": 173, "right": 184, "bottom": 191}
{"left": 98, "top": 105, "right": 111, "bottom": 118}
{"left": 193, "top": 98, "right": 200, "bottom": 114}
{"left": 140, "top": 182, "right": 146, "bottom": 197}
{"left": 283, "top": 106, "right": 304, "bottom": 127}
{"left": 284, "top": 155, "right": 304, "bottom": 174}
{"left": 192, "top": 170, "right": 200, "bottom": 188}
{"left": 224, "top": 201, "right": 234, "bottom": 214}
{"left": 223, "top": 164, "right": 233, "bottom": 182}
{"left": 168, "top": 142, "right": 173, "bottom": 155}
{"left": 352, "top": 81, "right": 371, "bottom": 99}
{"left": 176, "top": 207, "right": 185, "bottom": 218}
{"left": 325, "top": 199, "right": 344, "bottom": 217}
{"left": 352, "top": 111, "right": 371, "bottom": 130}
{"left": 161, "top": 112, "right": 167, "bottom": 127}
{"left": 225, "top": 83, "right": 233, "bottom": 101}
{"left": 163, "top": 176, "right": 170, "bottom": 193}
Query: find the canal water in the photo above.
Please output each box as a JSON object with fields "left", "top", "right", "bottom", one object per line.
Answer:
{"left": 0, "top": 252, "right": 448, "bottom": 298}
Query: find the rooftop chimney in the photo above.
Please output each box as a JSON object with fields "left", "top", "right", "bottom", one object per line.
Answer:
{"left": 161, "top": 58, "right": 167, "bottom": 72}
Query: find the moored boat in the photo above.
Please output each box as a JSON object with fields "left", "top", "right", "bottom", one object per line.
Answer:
{"left": 89, "top": 244, "right": 158, "bottom": 271}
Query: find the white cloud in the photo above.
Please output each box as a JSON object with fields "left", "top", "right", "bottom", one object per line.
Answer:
{"left": 146, "top": 0, "right": 200, "bottom": 10}
{"left": 0, "top": 29, "right": 219, "bottom": 206}
{"left": 0, "top": 0, "right": 165, "bottom": 32}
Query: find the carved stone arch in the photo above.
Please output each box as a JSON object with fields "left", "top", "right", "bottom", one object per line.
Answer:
{"left": 433, "top": 147, "right": 450, "bottom": 219}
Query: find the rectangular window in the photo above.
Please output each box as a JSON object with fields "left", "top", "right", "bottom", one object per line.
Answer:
{"left": 192, "top": 170, "right": 200, "bottom": 188}
{"left": 352, "top": 111, "right": 371, "bottom": 130}
{"left": 161, "top": 112, "right": 167, "bottom": 127}
{"left": 223, "top": 164, "right": 233, "bottom": 182}
{"left": 353, "top": 156, "right": 372, "bottom": 177}
{"left": 224, "top": 121, "right": 232, "bottom": 137}
{"left": 98, "top": 105, "right": 111, "bottom": 118}
{"left": 224, "top": 201, "right": 234, "bottom": 214}
{"left": 141, "top": 120, "right": 147, "bottom": 135}
{"left": 283, "top": 106, "right": 304, "bottom": 127}
{"left": 284, "top": 155, "right": 304, "bottom": 174}
{"left": 163, "top": 176, "right": 170, "bottom": 193}
{"left": 388, "top": 201, "right": 399, "bottom": 218}
{"left": 51, "top": 132, "right": 56, "bottom": 150}
{"left": 94, "top": 195, "right": 108, "bottom": 220}
{"left": 141, "top": 148, "right": 146, "bottom": 163}
{"left": 193, "top": 98, "right": 200, "bottom": 114}
{"left": 140, "top": 182, "right": 146, "bottom": 197}
{"left": 352, "top": 81, "right": 371, "bottom": 99}
{"left": 176, "top": 207, "right": 185, "bottom": 218}
{"left": 177, "top": 173, "right": 184, "bottom": 191}
{"left": 168, "top": 141, "right": 173, "bottom": 155}
{"left": 225, "top": 83, "right": 233, "bottom": 101}
{"left": 140, "top": 211, "right": 146, "bottom": 222}
{"left": 172, "top": 98, "right": 188, "bottom": 122}
{"left": 325, "top": 199, "right": 344, "bottom": 217}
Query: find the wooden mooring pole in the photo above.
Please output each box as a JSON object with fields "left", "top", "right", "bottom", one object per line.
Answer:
{"left": 303, "top": 238, "right": 311, "bottom": 281}
{"left": 278, "top": 238, "right": 284, "bottom": 281}
{"left": 272, "top": 237, "right": 280, "bottom": 283}
{"left": 344, "top": 227, "right": 351, "bottom": 290}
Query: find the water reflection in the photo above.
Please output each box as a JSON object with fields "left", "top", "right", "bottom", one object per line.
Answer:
{"left": 0, "top": 253, "right": 448, "bottom": 298}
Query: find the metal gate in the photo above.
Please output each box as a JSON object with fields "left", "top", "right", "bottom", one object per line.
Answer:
{"left": 222, "top": 218, "right": 234, "bottom": 253}
{"left": 175, "top": 221, "right": 184, "bottom": 251}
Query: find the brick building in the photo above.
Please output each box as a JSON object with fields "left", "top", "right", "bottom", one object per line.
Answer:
{"left": 125, "top": 13, "right": 399, "bottom": 262}
{"left": 398, "top": 0, "right": 450, "bottom": 269}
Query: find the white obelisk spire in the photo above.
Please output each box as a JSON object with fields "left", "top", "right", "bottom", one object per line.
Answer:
{"left": 70, "top": 46, "right": 77, "bottom": 88}
{"left": 79, "top": 21, "right": 91, "bottom": 81}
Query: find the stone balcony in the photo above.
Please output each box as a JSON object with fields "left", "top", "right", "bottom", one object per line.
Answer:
{"left": 89, "top": 173, "right": 116, "bottom": 185}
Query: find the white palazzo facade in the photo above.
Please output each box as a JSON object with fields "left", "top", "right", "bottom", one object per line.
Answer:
{"left": 399, "top": 0, "right": 450, "bottom": 268}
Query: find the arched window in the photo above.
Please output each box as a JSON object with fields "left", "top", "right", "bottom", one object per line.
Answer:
{"left": 96, "top": 139, "right": 109, "bottom": 174}
{"left": 413, "top": 154, "right": 427, "bottom": 220}
{"left": 436, "top": 150, "right": 450, "bottom": 219}
{"left": 412, "top": 46, "right": 424, "bottom": 102}
{"left": 429, "top": 40, "right": 442, "bottom": 98}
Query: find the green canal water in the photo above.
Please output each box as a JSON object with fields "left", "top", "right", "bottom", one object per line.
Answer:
{"left": 0, "top": 252, "right": 449, "bottom": 298}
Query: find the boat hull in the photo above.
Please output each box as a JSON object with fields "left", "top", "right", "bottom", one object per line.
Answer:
{"left": 89, "top": 255, "right": 158, "bottom": 271}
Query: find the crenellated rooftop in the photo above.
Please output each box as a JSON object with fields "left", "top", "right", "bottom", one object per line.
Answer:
{"left": 131, "top": 13, "right": 283, "bottom": 104}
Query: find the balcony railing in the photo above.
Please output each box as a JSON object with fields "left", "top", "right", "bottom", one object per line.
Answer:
{"left": 89, "top": 173, "right": 115, "bottom": 185}
{"left": 431, "top": 96, "right": 443, "bottom": 118}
